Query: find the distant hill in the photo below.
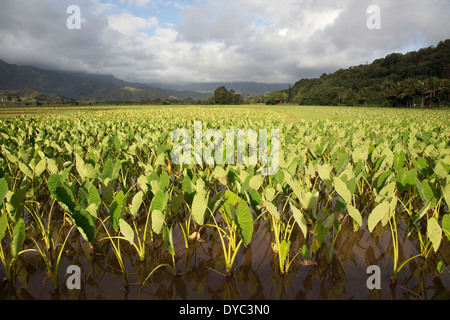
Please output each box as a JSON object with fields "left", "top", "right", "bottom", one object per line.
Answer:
{"left": 0, "top": 59, "right": 210, "bottom": 102}
{"left": 149, "top": 82, "right": 292, "bottom": 96}
{"left": 288, "top": 39, "right": 450, "bottom": 107}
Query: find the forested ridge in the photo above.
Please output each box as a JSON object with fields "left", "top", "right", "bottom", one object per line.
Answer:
{"left": 281, "top": 39, "right": 450, "bottom": 108}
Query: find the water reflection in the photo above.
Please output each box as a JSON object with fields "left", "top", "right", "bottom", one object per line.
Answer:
{"left": 1, "top": 215, "right": 449, "bottom": 300}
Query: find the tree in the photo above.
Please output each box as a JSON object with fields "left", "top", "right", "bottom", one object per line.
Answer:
{"left": 214, "top": 86, "right": 230, "bottom": 105}
{"left": 212, "top": 86, "right": 243, "bottom": 105}
{"left": 265, "top": 91, "right": 288, "bottom": 105}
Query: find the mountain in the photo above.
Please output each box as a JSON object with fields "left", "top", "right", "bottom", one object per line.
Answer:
{"left": 147, "top": 82, "right": 292, "bottom": 96}
{"left": 0, "top": 59, "right": 210, "bottom": 101}
{"left": 287, "top": 39, "right": 450, "bottom": 107}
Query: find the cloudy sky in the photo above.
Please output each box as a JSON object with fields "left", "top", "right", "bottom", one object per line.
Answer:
{"left": 0, "top": 0, "right": 449, "bottom": 84}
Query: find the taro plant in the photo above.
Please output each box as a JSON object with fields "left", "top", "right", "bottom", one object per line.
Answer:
{"left": 140, "top": 225, "right": 178, "bottom": 290}
{"left": 0, "top": 218, "right": 35, "bottom": 283}
{"left": 28, "top": 173, "right": 97, "bottom": 290}
{"left": 0, "top": 178, "right": 36, "bottom": 284}
{"left": 201, "top": 190, "right": 254, "bottom": 277}
{"left": 98, "top": 189, "right": 130, "bottom": 290}
{"left": 116, "top": 189, "right": 149, "bottom": 262}
{"left": 264, "top": 199, "right": 305, "bottom": 275}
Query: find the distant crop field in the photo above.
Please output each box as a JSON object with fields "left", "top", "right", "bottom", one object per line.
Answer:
{"left": 0, "top": 105, "right": 449, "bottom": 300}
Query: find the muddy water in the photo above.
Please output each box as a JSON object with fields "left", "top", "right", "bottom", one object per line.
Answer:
{"left": 1, "top": 214, "right": 449, "bottom": 300}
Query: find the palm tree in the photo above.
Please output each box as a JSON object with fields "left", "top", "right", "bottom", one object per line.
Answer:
{"left": 425, "top": 77, "right": 441, "bottom": 108}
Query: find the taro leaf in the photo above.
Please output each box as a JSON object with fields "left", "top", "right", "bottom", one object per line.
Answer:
{"left": 247, "top": 188, "right": 263, "bottom": 213}
{"left": 381, "top": 197, "right": 397, "bottom": 227}
{"left": 182, "top": 175, "right": 195, "bottom": 198}
{"left": 7, "top": 186, "right": 28, "bottom": 221}
{"left": 87, "top": 183, "right": 101, "bottom": 208}
{"left": 163, "top": 226, "right": 175, "bottom": 256}
{"left": 48, "top": 174, "right": 75, "bottom": 214}
{"left": 151, "top": 210, "right": 164, "bottom": 234}
{"left": 207, "top": 192, "right": 223, "bottom": 218}
{"left": 76, "top": 155, "right": 97, "bottom": 180}
{"left": 368, "top": 200, "right": 390, "bottom": 233}
{"left": 249, "top": 175, "right": 264, "bottom": 191}
{"left": 239, "top": 174, "right": 251, "bottom": 195}
{"left": 376, "top": 170, "right": 392, "bottom": 191}
{"left": 413, "top": 157, "right": 428, "bottom": 177}
{"left": 231, "top": 201, "right": 254, "bottom": 247}
{"left": 101, "top": 179, "right": 115, "bottom": 204}
{"left": 191, "top": 191, "right": 208, "bottom": 226}
{"left": 434, "top": 161, "right": 449, "bottom": 180}
{"left": 395, "top": 168, "right": 417, "bottom": 193}
{"left": 300, "top": 191, "right": 319, "bottom": 218}
{"left": 279, "top": 239, "right": 291, "bottom": 265}
{"left": 109, "top": 190, "right": 125, "bottom": 232}
{"left": 417, "top": 179, "right": 436, "bottom": 204}
{"left": 119, "top": 218, "right": 135, "bottom": 245}
{"left": 393, "top": 151, "right": 406, "bottom": 172}
{"left": 73, "top": 206, "right": 95, "bottom": 243}
{"left": 311, "top": 218, "right": 330, "bottom": 254}
{"left": 150, "top": 189, "right": 168, "bottom": 213}
{"left": 346, "top": 204, "right": 363, "bottom": 227}
{"left": 47, "top": 158, "right": 58, "bottom": 175}
{"left": 317, "top": 163, "right": 333, "bottom": 189}
{"left": 427, "top": 217, "right": 442, "bottom": 252}
{"left": 11, "top": 219, "right": 25, "bottom": 259}
{"left": 223, "top": 191, "right": 254, "bottom": 247}
{"left": 412, "top": 202, "right": 431, "bottom": 225}
{"left": 247, "top": 187, "right": 263, "bottom": 205}
{"left": 345, "top": 177, "right": 357, "bottom": 195}
{"left": 264, "top": 187, "right": 276, "bottom": 202}
{"left": 380, "top": 147, "right": 394, "bottom": 169}
{"left": 0, "top": 178, "right": 8, "bottom": 206}
{"left": 78, "top": 180, "right": 100, "bottom": 209}
{"left": 212, "top": 166, "right": 228, "bottom": 185}
{"left": 334, "top": 148, "right": 349, "bottom": 173}
{"left": 375, "top": 181, "right": 396, "bottom": 203}
{"left": 0, "top": 214, "right": 7, "bottom": 240}
{"left": 85, "top": 203, "right": 99, "bottom": 219}
{"left": 137, "top": 175, "right": 149, "bottom": 193}
{"left": 442, "top": 214, "right": 450, "bottom": 241}
{"left": 334, "top": 177, "right": 352, "bottom": 204}
{"left": 34, "top": 158, "right": 47, "bottom": 177}
{"left": 129, "top": 191, "right": 144, "bottom": 217}
{"left": 444, "top": 184, "right": 450, "bottom": 210}
{"left": 283, "top": 170, "right": 302, "bottom": 201}
{"left": 171, "top": 191, "right": 185, "bottom": 214}
{"left": 265, "top": 201, "right": 280, "bottom": 220}
{"left": 352, "top": 146, "right": 368, "bottom": 164}
{"left": 159, "top": 171, "right": 170, "bottom": 191}
{"left": 301, "top": 245, "right": 310, "bottom": 260}
{"left": 102, "top": 159, "right": 114, "bottom": 180}
{"left": 227, "top": 169, "right": 240, "bottom": 185}
{"left": 324, "top": 213, "right": 335, "bottom": 229}
{"left": 290, "top": 202, "right": 307, "bottom": 238}
{"left": 18, "top": 162, "right": 33, "bottom": 180}
{"left": 102, "top": 159, "right": 118, "bottom": 181}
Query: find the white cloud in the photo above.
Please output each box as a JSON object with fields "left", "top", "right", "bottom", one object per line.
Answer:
{"left": 0, "top": 0, "right": 448, "bottom": 84}
{"left": 107, "top": 13, "right": 158, "bottom": 37}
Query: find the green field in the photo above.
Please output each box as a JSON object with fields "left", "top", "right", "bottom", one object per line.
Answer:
{"left": 0, "top": 105, "right": 449, "bottom": 300}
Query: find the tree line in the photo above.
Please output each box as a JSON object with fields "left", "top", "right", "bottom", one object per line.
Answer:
{"left": 271, "top": 39, "right": 450, "bottom": 108}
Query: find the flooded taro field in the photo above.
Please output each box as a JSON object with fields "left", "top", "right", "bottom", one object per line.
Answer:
{"left": 0, "top": 106, "right": 449, "bottom": 300}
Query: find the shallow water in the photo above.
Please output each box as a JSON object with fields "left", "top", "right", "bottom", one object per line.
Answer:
{"left": 1, "top": 212, "right": 449, "bottom": 300}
